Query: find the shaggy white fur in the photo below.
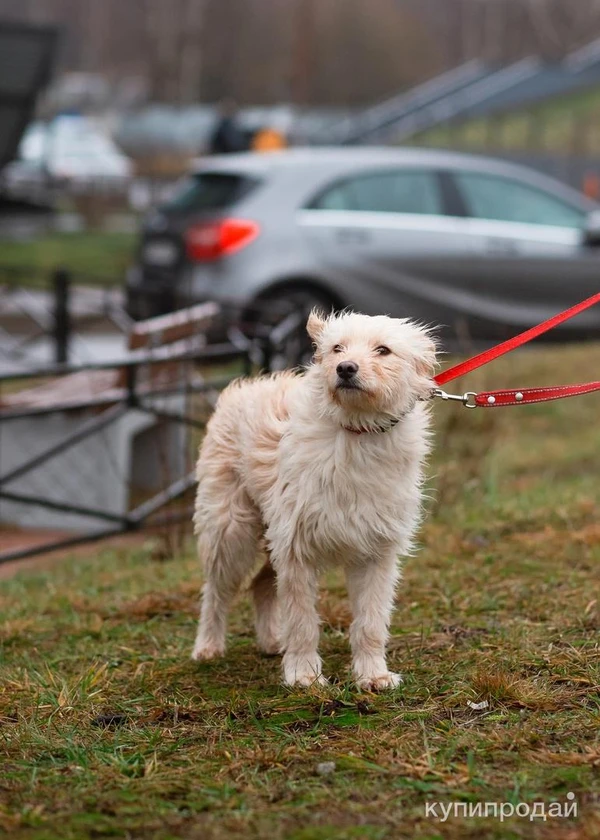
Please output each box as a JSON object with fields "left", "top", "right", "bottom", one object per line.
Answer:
{"left": 192, "top": 310, "right": 437, "bottom": 690}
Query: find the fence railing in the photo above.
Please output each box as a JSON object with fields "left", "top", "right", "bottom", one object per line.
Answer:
{"left": 0, "top": 277, "right": 313, "bottom": 564}
{"left": 0, "top": 326, "right": 250, "bottom": 563}
{"left": 0, "top": 264, "right": 132, "bottom": 370}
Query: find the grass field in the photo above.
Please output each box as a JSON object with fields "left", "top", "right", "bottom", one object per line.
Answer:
{"left": 0, "top": 232, "right": 136, "bottom": 285}
{"left": 414, "top": 85, "right": 600, "bottom": 156}
{"left": 1, "top": 343, "right": 599, "bottom": 839}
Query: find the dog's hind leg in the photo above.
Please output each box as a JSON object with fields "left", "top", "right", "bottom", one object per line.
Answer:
{"left": 250, "top": 558, "right": 280, "bottom": 655}
{"left": 192, "top": 483, "right": 260, "bottom": 662}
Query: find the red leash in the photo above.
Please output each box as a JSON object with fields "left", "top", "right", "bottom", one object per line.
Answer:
{"left": 432, "top": 291, "right": 600, "bottom": 409}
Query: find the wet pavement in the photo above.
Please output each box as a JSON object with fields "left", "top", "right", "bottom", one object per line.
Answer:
{"left": 0, "top": 285, "right": 129, "bottom": 371}
{"left": 1, "top": 329, "right": 128, "bottom": 369}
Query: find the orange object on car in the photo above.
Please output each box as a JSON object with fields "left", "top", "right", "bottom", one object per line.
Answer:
{"left": 252, "top": 128, "right": 286, "bottom": 152}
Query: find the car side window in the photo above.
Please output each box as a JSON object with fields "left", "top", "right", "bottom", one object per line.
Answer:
{"left": 310, "top": 169, "right": 443, "bottom": 215}
{"left": 454, "top": 171, "right": 585, "bottom": 229}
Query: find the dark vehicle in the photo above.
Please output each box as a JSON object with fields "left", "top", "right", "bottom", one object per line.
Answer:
{"left": 127, "top": 148, "right": 600, "bottom": 362}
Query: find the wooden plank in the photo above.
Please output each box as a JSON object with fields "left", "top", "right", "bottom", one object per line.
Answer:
{"left": 128, "top": 302, "right": 220, "bottom": 351}
{"left": 1, "top": 299, "right": 220, "bottom": 410}
{"left": 0, "top": 370, "right": 121, "bottom": 409}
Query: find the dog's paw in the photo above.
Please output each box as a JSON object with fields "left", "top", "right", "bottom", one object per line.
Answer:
{"left": 284, "top": 672, "right": 329, "bottom": 688}
{"left": 191, "top": 640, "right": 225, "bottom": 661}
{"left": 282, "top": 653, "right": 326, "bottom": 688}
{"left": 356, "top": 672, "right": 403, "bottom": 692}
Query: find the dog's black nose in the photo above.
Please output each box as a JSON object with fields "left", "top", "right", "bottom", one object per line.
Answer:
{"left": 336, "top": 361, "right": 359, "bottom": 380}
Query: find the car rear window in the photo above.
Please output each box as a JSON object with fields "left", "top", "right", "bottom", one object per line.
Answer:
{"left": 161, "top": 172, "right": 258, "bottom": 214}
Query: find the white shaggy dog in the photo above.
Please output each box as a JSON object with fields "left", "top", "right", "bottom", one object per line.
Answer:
{"left": 192, "top": 310, "right": 437, "bottom": 689}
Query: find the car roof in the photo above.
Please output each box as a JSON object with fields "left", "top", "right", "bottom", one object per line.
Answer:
{"left": 191, "top": 147, "right": 594, "bottom": 210}
{"left": 193, "top": 146, "right": 505, "bottom": 173}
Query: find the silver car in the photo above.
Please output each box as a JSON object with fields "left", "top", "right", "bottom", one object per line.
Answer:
{"left": 127, "top": 147, "right": 600, "bottom": 360}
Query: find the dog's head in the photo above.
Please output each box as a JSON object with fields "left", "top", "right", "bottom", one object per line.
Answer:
{"left": 306, "top": 310, "right": 437, "bottom": 421}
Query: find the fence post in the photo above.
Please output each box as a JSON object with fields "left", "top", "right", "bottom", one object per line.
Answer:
{"left": 260, "top": 334, "right": 273, "bottom": 372}
{"left": 53, "top": 268, "right": 71, "bottom": 365}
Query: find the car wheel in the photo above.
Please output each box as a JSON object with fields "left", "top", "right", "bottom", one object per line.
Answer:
{"left": 253, "top": 288, "right": 335, "bottom": 370}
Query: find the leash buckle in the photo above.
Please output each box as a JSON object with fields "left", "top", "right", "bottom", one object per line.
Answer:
{"left": 431, "top": 388, "right": 477, "bottom": 409}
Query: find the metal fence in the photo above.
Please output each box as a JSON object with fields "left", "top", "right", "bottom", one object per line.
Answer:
{"left": 0, "top": 323, "right": 250, "bottom": 564}
{"left": 0, "top": 265, "right": 130, "bottom": 370}
{"left": 0, "top": 264, "right": 312, "bottom": 565}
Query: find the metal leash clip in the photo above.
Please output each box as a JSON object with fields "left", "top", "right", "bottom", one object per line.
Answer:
{"left": 431, "top": 388, "right": 478, "bottom": 409}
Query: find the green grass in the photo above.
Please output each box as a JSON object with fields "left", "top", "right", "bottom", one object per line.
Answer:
{"left": 1, "top": 343, "right": 600, "bottom": 839}
{"left": 413, "top": 84, "right": 600, "bottom": 156}
{"left": 0, "top": 232, "right": 136, "bottom": 285}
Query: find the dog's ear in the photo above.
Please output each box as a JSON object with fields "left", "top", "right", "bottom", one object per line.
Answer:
{"left": 413, "top": 333, "right": 437, "bottom": 377}
{"left": 306, "top": 309, "right": 326, "bottom": 344}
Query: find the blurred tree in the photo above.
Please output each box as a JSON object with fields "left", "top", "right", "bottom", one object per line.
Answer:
{"left": 302, "top": 0, "right": 439, "bottom": 106}
{"left": 291, "top": 0, "right": 316, "bottom": 105}
{"left": 0, "top": 0, "right": 441, "bottom": 105}
{"left": 421, "top": 0, "right": 600, "bottom": 66}
{"left": 526, "top": 0, "right": 600, "bottom": 59}
{"left": 5, "top": 0, "right": 600, "bottom": 108}
{"left": 178, "top": 0, "right": 207, "bottom": 104}
{"left": 144, "top": 0, "right": 182, "bottom": 101}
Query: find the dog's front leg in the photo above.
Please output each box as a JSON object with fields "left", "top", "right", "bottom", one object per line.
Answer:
{"left": 276, "top": 558, "right": 326, "bottom": 687}
{"left": 346, "top": 553, "right": 402, "bottom": 691}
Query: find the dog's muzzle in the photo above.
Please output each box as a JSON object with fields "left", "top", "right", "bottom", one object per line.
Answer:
{"left": 336, "top": 361, "right": 360, "bottom": 390}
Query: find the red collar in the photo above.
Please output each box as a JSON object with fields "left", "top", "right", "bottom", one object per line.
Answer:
{"left": 343, "top": 425, "right": 371, "bottom": 435}
{"left": 342, "top": 417, "right": 400, "bottom": 435}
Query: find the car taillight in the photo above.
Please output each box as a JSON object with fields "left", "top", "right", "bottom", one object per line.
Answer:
{"left": 185, "top": 218, "right": 260, "bottom": 262}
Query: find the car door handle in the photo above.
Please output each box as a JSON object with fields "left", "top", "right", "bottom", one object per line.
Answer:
{"left": 336, "top": 228, "right": 370, "bottom": 245}
{"left": 486, "top": 237, "right": 519, "bottom": 255}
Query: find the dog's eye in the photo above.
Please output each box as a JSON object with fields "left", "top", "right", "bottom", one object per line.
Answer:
{"left": 375, "top": 345, "right": 391, "bottom": 356}
{"left": 332, "top": 344, "right": 344, "bottom": 353}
